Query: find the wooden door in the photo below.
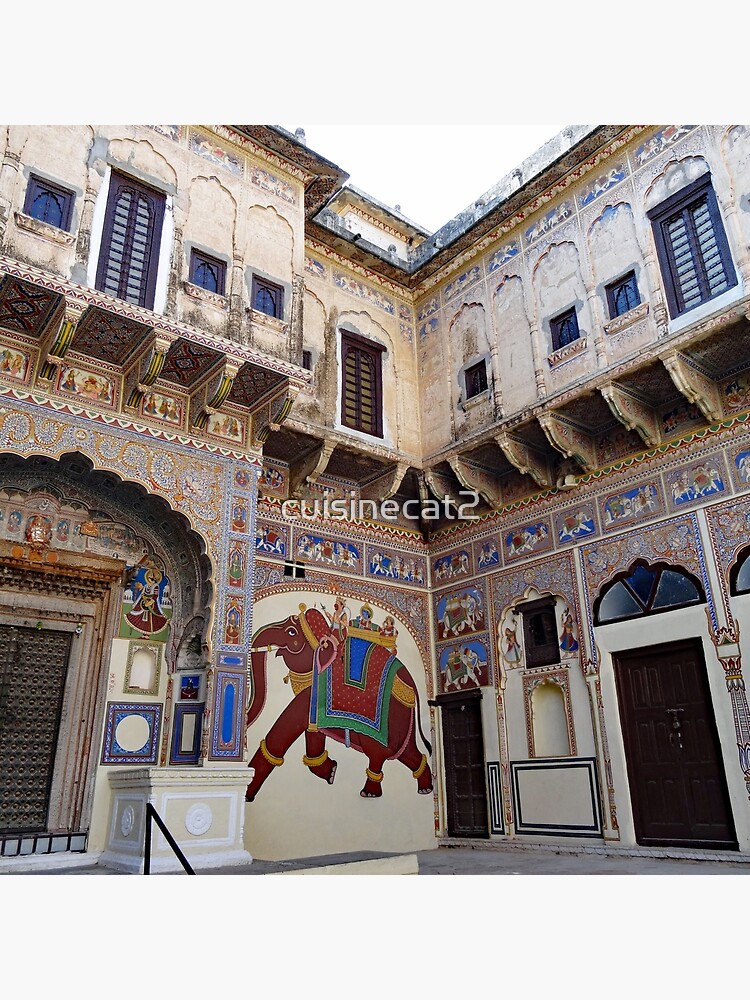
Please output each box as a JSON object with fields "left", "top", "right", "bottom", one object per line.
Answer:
{"left": 0, "top": 624, "right": 72, "bottom": 833}
{"left": 614, "top": 639, "right": 736, "bottom": 849}
{"left": 439, "top": 690, "right": 489, "bottom": 838}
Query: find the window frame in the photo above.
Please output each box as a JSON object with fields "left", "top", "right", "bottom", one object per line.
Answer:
{"left": 189, "top": 248, "right": 227, "bottom": 296}
{"left": 594, "top": 560, "right": 705, "bottom": 626}
{"left": 340, "top": 329, "right": 385, "bottom": 439}
{"left": 605, "top": 270, "right": 641, "bottom": 319}
{"left": 95, "top": 170, "right": 166, "bottom": 310}
{"left": 549, "top": 306, "right": 580, "bottom": 352}
{"left": 23, "top": 175, "right": 74, "bottom": 232}
{"left": 251, "top": 275, "right": 284, "bottom": 319}
{"left": 647, "top": 172, "right": 737, "bottom": 319}
{"left": 517, "top": 596, "right": 560, "bottom": 669}
{"left": 464, "top": 359, "right": 488, "bottom": 399}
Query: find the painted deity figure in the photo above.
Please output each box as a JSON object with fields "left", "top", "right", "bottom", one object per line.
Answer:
{"left": 126, "top": 568, "right": 169, "bottom": 636}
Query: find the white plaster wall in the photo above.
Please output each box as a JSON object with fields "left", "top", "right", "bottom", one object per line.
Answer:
{"left": 594, "top": 605, "right": 750, "bottom": 851}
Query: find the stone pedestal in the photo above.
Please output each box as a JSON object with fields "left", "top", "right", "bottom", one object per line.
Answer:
{"left": 99, "top": 766, "right": 254, "bottom": 873}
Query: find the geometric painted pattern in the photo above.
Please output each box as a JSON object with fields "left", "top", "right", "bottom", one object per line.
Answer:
{"left": 71, "top": 306, "right": 152, "bottom": 366}
{"left": 0, "top": 275, "right": 64, "bottom": 338}
{"left": 159, "top": 337, "right": 224, "bottom": 387}
{"left": 100, "top": 702, "right": 162, "bottom": 765}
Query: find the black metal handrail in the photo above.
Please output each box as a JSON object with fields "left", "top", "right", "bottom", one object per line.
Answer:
{"left": 144, "top": 802, "right": 195, "bottom": 874}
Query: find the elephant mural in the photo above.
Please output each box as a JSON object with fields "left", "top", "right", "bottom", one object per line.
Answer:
{"left": 245, "top": 602, "right": 433, "bottom": 800}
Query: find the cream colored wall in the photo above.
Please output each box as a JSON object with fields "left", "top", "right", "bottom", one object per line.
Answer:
{"left": 412, "top": 126, "right": 750, "bottom": 461}
{"left": 87, "top": 636, "right": 171, "bottom": 852}
{"left": 594, "top": 604, "right": 750, "bottom": 851}
{"left": 0, "top": 126, "right": 304, "bottom": 362}
{"left": 245, "top": 589, "right": 435, "bottom": 860}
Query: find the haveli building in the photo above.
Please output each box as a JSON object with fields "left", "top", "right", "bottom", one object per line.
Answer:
{"left": 2, "top": 123, "right": 750, "bottom": 870}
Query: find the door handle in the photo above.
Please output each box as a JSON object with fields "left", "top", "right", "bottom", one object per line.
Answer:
{"left": 666, "top": 708, "right": 684, "bottom": 749}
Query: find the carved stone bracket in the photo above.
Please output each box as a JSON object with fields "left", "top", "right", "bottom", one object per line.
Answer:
{"left": 125, "top": 335, "right": 173, "bottom": 410}
{"left": 37, "top": 298, "right": 88, "bottom": 381}
{"left": 360, "top": 461, "right": 408, "bottom": 502}
{"left": 662, "top": 351, "right": 723, "bottom": 423}
{"left": 192, "top": 360, "right": 242, "bottom": 431}
{"left": 448, "top": 455, "right": 502, "bottom": 508}
{"left": 600, "top": 382, "right": 661, "bottom": 447}
{"left": 537, "top": 412, "right": 598, "bottom": 473}
{"left": 289, "top": 439, "right": 335, "bottom": 498}
{"left": 495, "top": 430, "right": 551, "bottom": 488}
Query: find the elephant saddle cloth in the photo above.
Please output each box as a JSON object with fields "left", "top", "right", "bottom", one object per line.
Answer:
{"left": 311, "top": 635, "right": 400, "bottom": 745}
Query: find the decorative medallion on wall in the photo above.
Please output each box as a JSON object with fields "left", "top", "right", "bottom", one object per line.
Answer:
{"left": 101, "top": 703, "right": 162, "bottom": 765}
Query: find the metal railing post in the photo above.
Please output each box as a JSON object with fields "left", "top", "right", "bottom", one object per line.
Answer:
{"left": 143, "top": 802, "right": 195, "bottom": 874}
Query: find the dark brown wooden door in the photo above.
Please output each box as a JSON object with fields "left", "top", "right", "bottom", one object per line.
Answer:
{"left": 614, "top": 639, "right": 736, "bottom": 849}
{"left": 439, "top": 690, "right": 489, "bottom": 838}
{"left": 0, "top": 624, "right": 72, "bottom": 833}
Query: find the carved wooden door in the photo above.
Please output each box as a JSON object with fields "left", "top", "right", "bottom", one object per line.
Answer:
{"left": 614, "top": 639, "right": 736, "bottom": 849}
{"left": 0, "top": 624, "right": 72, "bottom": 833}
{"left": 439, "top": 690, "right": 489, "bottom": 838}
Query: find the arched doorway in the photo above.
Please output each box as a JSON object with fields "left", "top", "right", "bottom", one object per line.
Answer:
{"left": 0, "top": 451, "right": 211, "bottom": 854}
{"left": 596, "top": 561, "right": 736, "bottom": 850}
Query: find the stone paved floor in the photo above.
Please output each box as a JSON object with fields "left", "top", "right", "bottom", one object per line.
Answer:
{"left": 7, "top": 841, "right": 750, "bottom": 875}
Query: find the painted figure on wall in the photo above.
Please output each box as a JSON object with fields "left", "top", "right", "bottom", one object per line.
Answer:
{"left": 121, "top": 565, "right": 171, "bottom": 641}
{"left": 559, "top": 609, "right": 579, "bottom": 654}
{"left": 245, "top": 604, "right": 432, "bottom": 802}
{"left": 232, "top": 501, "right": 248, "bottom": 532}
{"left": 440, "top": 640, "right": 489, "bottom": 692}
{"left": 502, "top": 621, "right": 522, "bottom": 664}
{"left": 225, "top": 602, "right": 243, "bottom": 644}
{"left": 228, "top": 542, "right": 245, "bottom": 588}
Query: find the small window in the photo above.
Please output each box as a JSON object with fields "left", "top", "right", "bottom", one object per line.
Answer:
{"left": 23, "top": 175, "right": 74, "bottom": 232}
{"left": 302, "top": 350, "right": 312, "bottom": 371}
{"left": 519, "top": 597, "right": 560, "bottom": 669}
{"left": 189, "top": 250, "right": 226, "bottom": 296}
{"left": 340, "top": 330, "right": 385, "bottom": 438}
{"left": 647, "top": 173, "right": 737, "bottom": 318}
{"left": 284, "top": 560, "right": 305, "bottom": 579}
{"left": 606, "top": 271, "right": 640, "bottom": 318}
{"left": 595, "top": 561, "right": 704, "bottom": 625}
{"left": 252, "top": 276, "right": 284, "bottom": 318}
{"left": 550, "top": 307, "right": 580, "bottom": 352}
{"left": 465, "top": 360, "right": 488, "bottom": 399}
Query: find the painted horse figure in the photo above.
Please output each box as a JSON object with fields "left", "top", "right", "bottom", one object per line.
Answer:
{"left": 245, "top": 604, "right": 433, "bottom": 801}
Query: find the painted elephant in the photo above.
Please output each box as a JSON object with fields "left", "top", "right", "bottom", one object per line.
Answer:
{"left": 245, "top": 604, "right": 433, "bottom": 801}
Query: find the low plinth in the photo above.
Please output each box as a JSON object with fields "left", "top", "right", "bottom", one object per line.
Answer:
{"left": 99, "top": 766, "right": 254, "bottom": 873}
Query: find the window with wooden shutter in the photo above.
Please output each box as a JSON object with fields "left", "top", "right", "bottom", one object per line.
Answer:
{"left": 550, "top": 307, "right": 580, "bottom": 352}
{"left": 648, "top": 173, "right": 737, "bottom": 319}
{"left": 518, "top": 596, "right": 560, "bottom": 668}
{"left": 340, "top": 331, "right": 384, "bottom": 437}
{"left": 95, "top": 171, "right": 166, "bottom": 309}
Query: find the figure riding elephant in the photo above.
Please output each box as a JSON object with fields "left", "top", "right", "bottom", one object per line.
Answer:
{"left": 245, "top": 604, "right": 433, "bottom": 801}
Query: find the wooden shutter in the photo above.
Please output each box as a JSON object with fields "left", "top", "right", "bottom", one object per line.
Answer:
{"left": 649, "top": 174, "right": 737, "bottom": 318}
{"left": 341, "top": 333, "right": 384, "bottom": 437}
{"left": 95, "top": 172, "right": 165, "bottom": 309}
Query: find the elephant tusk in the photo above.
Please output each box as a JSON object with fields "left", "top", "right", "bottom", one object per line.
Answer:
{"left": 249, "top": 644, "right": 277, "bottom": 653}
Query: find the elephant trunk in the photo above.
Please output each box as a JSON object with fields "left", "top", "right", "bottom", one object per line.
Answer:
{"left": 246, "top": 645, "right": 270, "bottom": 727}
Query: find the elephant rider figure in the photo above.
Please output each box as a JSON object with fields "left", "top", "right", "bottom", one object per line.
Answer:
{"left": 245, "top": 602, "right": 432, "bottom": 800}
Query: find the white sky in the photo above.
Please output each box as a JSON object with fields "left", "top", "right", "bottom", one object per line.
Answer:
{"left": 280, "top": 124, "right": 566, "bottom": 233}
